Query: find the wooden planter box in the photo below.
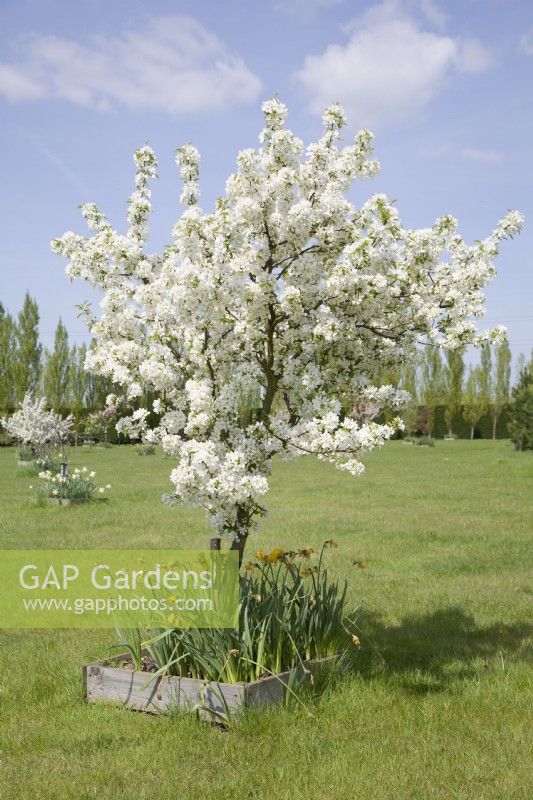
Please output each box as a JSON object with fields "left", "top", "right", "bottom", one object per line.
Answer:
{"left": 28, "top": 496, "right": 90, "bottom": 506}
{"left": 83, "top": 652, "right": 340, "bottom": 718}
{"left": 47, "top": 497, "right": 90, "bottom": 506}
{"left": 29, "top": 496, "right": 109, "bottom": 506}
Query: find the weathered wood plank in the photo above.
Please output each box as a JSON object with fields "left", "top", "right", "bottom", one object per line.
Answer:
{"left": 83, "top": 654, "right": 245, "bottom": 717}
{"left": 83, "top": 652, "right": 341, "bottom": 717}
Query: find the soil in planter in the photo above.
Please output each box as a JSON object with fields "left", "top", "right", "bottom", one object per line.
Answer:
{"left": 116, "top": 654, "right": 158, "bottom": 673}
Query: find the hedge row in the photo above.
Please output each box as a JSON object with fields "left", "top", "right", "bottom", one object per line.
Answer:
{"left": 0, "top": 403, "right": 512, "bottom": 446}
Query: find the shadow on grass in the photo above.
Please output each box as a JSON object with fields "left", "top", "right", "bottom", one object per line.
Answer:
{"left": 352, "top": 607, "right": 532, "bottom": 694}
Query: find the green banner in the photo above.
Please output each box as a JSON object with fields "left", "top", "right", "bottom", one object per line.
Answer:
{"left": 0, "top": 550, "right": 239, "bottom": 629}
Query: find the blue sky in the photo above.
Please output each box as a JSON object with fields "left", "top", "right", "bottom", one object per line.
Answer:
{"left": 1, "top": 0, "right": 532, "bottom": 363}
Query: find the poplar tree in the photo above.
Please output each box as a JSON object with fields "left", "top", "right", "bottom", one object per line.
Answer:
{"left": 463, "top": 366, "right": 486, "bottom": 439}
{"left": 43, "top": 318, "right": 71, "bottom": 409}
{"left": 444, "top": 349, "right": 465, "bottom": 436}
{"left": 14, "top": 293, "right": 42, "bottom": 401}
{"left": 422, "top": 347, "right": 445, "bottom": 436}
{"left": 479, "top": 343, "right": 492, "bottom": 409}
{"left": 0, "top": 302, "right": 16, "bottom": 411}
{"left": 508, "top": 352, "right": 533, "bottom": 451}
{"left": 491, "top": 338, "right": 511, "bottom": 439}
{"left": 401, "top": 361, "right": 419, "bottom": 435}
{"left": 68, "top": 343, "right": 89, "bottom": 413}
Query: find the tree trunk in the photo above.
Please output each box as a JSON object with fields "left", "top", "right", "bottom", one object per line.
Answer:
{"left": 470, "top": 425, "right": 474, "bottom": 440}
{"left": 230, "top": 533, "right": 248, "bottom": 568}
{"left": 492, "top": 414, "right": 498, "bottom": 440}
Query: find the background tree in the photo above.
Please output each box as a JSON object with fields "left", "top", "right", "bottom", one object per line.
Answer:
{"left": 479, "top": 342, "right": 492, "bottom": 413}
{"left": 462, "top": 366, "right": 486, "bottom": 439}
{"left": 14, "top": 292, "right": 42, "bottom": 402}
{"left": 400, "top": 361, "right": 419, "bottom": 436}
{"left": 86, "top": 404, "right": 120, "bottom": 444}
{"left": 86, "top": 372, "right": 115, "bottom": 411}
{"left": 43, "top": 318, "right": 71, "bottom": 409}
{"left": 0, "top": 302, "right": 16, "bottom": 410}
{"left": 491, "top": 338, "right": 511, "bottom": 439}
{"left": 507, "top": 352, "right": 533, "bottom": 451}
{"left": 444, "top": 349, "right": 465, "bottom": 436}
{"left": 422, "top": 346, "right": 445, "bottom": 436}
{"left": 67, "top": 343, "right": 89, "bottom": 415}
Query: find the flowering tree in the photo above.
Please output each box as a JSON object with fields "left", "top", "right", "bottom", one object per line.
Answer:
{"left": 52, "top": 99, "right": 522, "bottom": 563}
{"left": 86, "top": 404, "right": 120, "bottom": 444}
{"left": 2, "top": 393, "right": 73, "bottom": 459}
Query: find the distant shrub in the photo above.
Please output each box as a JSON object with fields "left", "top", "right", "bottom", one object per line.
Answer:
{"left": 0, "top": 430, "right": 14, "bottom": 447}
{"left": 135, "top": 443, "right": 156, "bottom": 456}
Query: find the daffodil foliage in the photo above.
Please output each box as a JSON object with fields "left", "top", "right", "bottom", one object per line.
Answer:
{"left": 52, "top": 99, "right": 522, "bottom": 555}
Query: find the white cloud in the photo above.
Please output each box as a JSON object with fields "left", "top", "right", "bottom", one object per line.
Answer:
{"left": 294, "top": 0, "right": 493, "bottom": 128}
{"left": 461, "top": 147, "right": 503, "bottom": 166}
{"left": 457, "top": 38, "right": 493, "bottom": 73}
{"left": 519, "top": 30, "right": 533, "bottom": 55}
{"left": 417, "top": 0, "right": 447, "bottom": 31}
{"left": 0, "top": 15, "right": 261, "bottom": 113}
{"left": 0, "top": 64, "right": 44, "bottom": 101}
{"left": 421, "top": 144, "right": 503, "bottom": 166}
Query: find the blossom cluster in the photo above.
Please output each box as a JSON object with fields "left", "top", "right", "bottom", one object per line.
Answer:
{"left": 52, "top": 98, "right": 523, "bottom": 545}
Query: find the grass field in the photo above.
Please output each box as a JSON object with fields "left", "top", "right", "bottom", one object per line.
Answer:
{"left": 0, "top": 441, "right": 531, "bottom": 800}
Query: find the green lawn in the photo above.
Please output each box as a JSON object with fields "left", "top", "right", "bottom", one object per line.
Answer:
{"left": 0, "top": 441, "right": 531, "bottom": 800}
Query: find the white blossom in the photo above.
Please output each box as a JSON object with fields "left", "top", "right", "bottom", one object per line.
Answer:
{"left": 2, "top": 394, "right": 72, "bottom": 458}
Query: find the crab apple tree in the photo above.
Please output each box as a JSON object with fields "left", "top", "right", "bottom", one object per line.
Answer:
{"left": 2, "top": 393, "right": 73, "bottom": 459}
{"left": 52, "top": 99, "right": 522, "bottom": 564}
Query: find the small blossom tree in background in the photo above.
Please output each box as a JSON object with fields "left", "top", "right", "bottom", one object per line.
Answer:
{"left": 53, "top": 99, "right": 522, "bottom": 564}
{"left": 85, "top": 404, "right": 120, "bottom": 445}
{"left": 2, "top": 392, "right": 73, "bottom": 461}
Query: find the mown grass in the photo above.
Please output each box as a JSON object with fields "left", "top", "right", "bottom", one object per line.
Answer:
{"left": 0, "top": 441, "right": 531, "bottom": 799}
